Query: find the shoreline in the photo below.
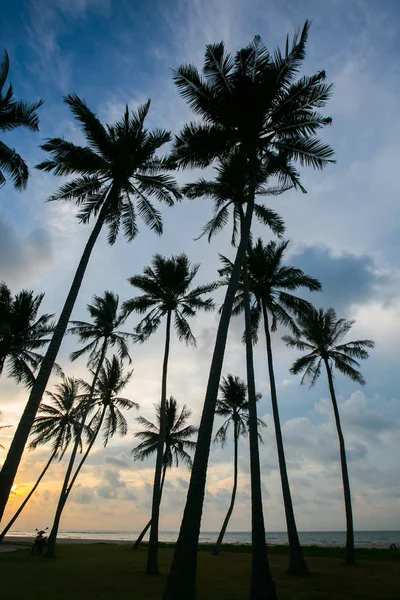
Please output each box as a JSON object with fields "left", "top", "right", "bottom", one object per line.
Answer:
{"left": 2, "top": 536, "right": 398, "bottom": 551}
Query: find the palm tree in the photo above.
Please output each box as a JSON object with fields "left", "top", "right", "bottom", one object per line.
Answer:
{"left": 0, "top": 282, "right": 55, "bottom": 388}
{"left": 123, "top": 253, "right": 216, "bottom": 574}
{"left": 0, "top": 97, "right": 180, "bottom": 522}
{"left": 185, "top": 150, "right": 287, "bottom": 588}
{"left": 0, "top": 49, "right": 44, "bottom": 190}
{"left": 0, "top": 376, "right": 91, "bottom": 542}
{"left": 46, "top": 290, "right": 134, "bottom": 552}
{"left": 212, "top": 375, "right": 265, "bottom": 556}
{"left": 163, "top": 22, "right": 334, "bottom": 600}
{"left": 46, "top": 356, "right": 138, "bottom": 556}
{"left": 219, "top": 239, "right": 321, "bottom": 574}
{"left": 283, "top": 307, "right": 374, "bottom": 565}
{"left": 131, "top": 396, "right": 198, "bottom": 550}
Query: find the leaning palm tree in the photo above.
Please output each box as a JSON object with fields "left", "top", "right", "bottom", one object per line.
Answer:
{"left": 0, "top": 282, "right": 55, "bottom": 388}
{"left": 131, "top": 396, "right": 197, "bottom": 550}
{"left": 0, "top": 49, "right": 44, "bottom": 190}
{"left": 283, "top": 307, "right": 374, "bottom": 565}
{"left": 212, "top": 375, "right": 265, "bottom": 556}
{"left": 219, "top": 238, "right": 321, "bottom": 574}
{"left": 0, "top": 96, "right": 180, "bottom": 522}
{"left": 46, "top": 290, "right": 134, "bottom": 549}
{"left": 46, "top": 356, "right": 138, "bottom": 557}
{"left": 123, "top": 253, "right": 216, "bottom": 574}
{"left": 0, "top": 376, "right": 91, "bottom": 542}
{"left": 163, "top": 22, "right": 334, "bottom": 600}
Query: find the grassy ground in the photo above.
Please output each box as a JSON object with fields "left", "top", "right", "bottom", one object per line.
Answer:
{"left": 1, "top": 543, "right": 399, "bottom": 600}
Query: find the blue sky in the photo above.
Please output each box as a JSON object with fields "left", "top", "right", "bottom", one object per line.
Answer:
{"left": 0, "top": 0, "right": 399, "bottom": 534}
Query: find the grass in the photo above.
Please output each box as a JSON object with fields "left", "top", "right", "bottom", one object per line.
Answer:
{"left": 1, "top": 543, "right": 399, "bottom": 600}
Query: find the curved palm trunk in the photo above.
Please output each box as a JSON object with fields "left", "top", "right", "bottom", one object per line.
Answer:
{"left": 146, "top": 310, "right": 172, "bottom": 574}
{"left": 0, "top": 448, "right": 57, "bottom": 542}
{"left": 243, "top": 261, "right": 277, "bottom": 600}
{"left": 46, "top": 403, "right": 107, "bottom": 557}
{"left": 324, "top": 359, "right": 355, "bottom": 565}
{"left": 0, "top": 201, "right": 110, "bottom": 522}
{"left": 262, "top": 302, "right": 308, "bottom": 576}
{"left": 212, "top": 420, "right": 238, "bottom": 556}
{"left": 162, "top": 192, "right": 256, "bottom": 600}
{"left": 133, "top": 463, "right": 168, "bottom": 551}
{"left": 45, "top": 344, "right": 108, "bottom": 558}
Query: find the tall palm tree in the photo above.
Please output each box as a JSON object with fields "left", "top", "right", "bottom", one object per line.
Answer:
{"left": 0, "top": 97, "right": 180, "bottom": 522}
{"left": 0, "top": 282, "right": 55, "bottom": 388}
{"left": 212, "top": 375, "right": 265, "bottom": 556}
{"left": 123, "top": 253, "right": 216, "bottom": 574}
{"left": 0, "top": 376, "right": 91, "bottom": 542}
{"left": 46, "top": 290, "right": 134, "bottom": 552}
{"left": 0, "top": 49, "right": 44, "bottom": 190}
{"left": 185, "top": 151, "right": 287, "bottom": 588}
{"left": 219, "top": 239, "right": 321, "bottom": 574}
{"left": 46, "top": 356, "right": 138, "bottom": 556}
{"left": 163, "top": 22, "right": 334, "bottom": 600}
{"left": 283, "top": 307, "right": 374, "bottom": 565}
{"left": 131, "top": 396, "right": 198, "bottom": 550}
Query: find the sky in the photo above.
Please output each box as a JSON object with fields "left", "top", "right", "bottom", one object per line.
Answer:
{"left": 0, "top": 0, "right": 399, "bottom": 536}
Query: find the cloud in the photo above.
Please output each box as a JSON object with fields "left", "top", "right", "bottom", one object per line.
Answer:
{"left": 0, "top": 217, "right": 53, "bottom": 287}
{"left": 71, "top": 485, "right": 95, "bottom": 504}
{"left": 104, "top": 453, "right": 132, "bottom": 469}
{"left": 290, "top": 245, "right": 392, "bottom": 313}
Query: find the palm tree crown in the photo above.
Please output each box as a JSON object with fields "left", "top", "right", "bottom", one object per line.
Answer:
{"left": 86, "top": 355, "right": 139, "bottom": 446}
{"left": 133, "top": 397, "right": 197, "bottom": 468}
{"left": 215, "top": 375, "right": 264, "bottom": 444}
{"left": 36, "top": 95, "right": 181, "bottom": 243}
{"left": 0, "top": 49, "right": 44, "bottom": 190}
{"left": 171, "top": 21, "right": 334, "bottom": 179}
{"left": 68, "top": 291, "right": 134, "bottom": 366}
{"left": 29, "top": 376, "right": 92, "bottom": 458}
{"left": 219, "top": 238, "right": 321, "bottom": 342}
{"left": 283, "top": 306, "right": 375, "bottom": 386}
{"left": 0, "top": 282, "right": 55, "bottom": 387}
{"left": 123, "top": 253, "right": 217, "bottom": 345}
{"left": 183, "top": 150, "right": 286, "bottom": 245}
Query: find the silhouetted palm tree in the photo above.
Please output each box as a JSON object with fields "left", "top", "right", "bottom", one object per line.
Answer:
{"left": 283, "top": 307, "right": 374, "bottom": 565}
{"left": 0, "top": 97, "right": 180, "bottom": 522}
{"left": 212, "top": 375, "right": 265, "bottom": 556}
{"left": 0, "top": 376, "right": 91, "bottom": 542}
{"left": 184, "top": 150, "right": 286, "bottom": 583}
{"left": 0, "top": 282, "right": 55, "bottom": 388}
{"left": 163, "top": 22, "right": 334, "bottom": 600}
{"left": 132, "top": 397, "right": 197, "bottom": 549}
{"left": 0, "top": 49, "right": 44, "bottom": 190}
{"left": 219, "top": 238, "right": 321, "bottom": 574}
{"left": 46, "top": 291, "right": 134, "bottom": 550}
{"left": 0, "top": 425, "right": 11, "bottom": 450}
{"left": 123, "top": 253, "right": 216, "bottom": 574}
{"left": 46, "top": 356, "right": 138, "bottom": 556}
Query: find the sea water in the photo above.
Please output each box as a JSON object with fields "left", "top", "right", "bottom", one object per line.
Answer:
{"left": 7, "top": 529, "right": 400, "bottom": 548}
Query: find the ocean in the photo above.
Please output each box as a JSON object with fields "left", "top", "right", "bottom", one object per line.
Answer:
{"left": 7, "top": 529, "right": 400, "bottom": 549}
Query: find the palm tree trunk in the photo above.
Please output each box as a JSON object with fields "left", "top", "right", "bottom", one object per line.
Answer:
{"left": 46, "top": 403, "right": 107, "bottom": 557}
{"left": 0, "top": 448, "right": 57, "bottom": 543}
{"left": 162, "top": 171, "right": 257, "bottom": 600}
{"left": 146, "top": 310, "right": 172, "bottom": 574}
{"left": 133, "top": 462, "right": 168, "bottom": 551}
{"left": 212, "top": 420, "right": 239, "bottom": 556}
{"left": 324, "top": 359, "right": 355, "bottom": 565}
{"left": 0, "top": 201, "right": 110, "bottom": 522}
{"left": 242, "top": 261, "right": 277, "bottom": 600}
{"left": 262, "top": 302, "right": 308, "bottom": 576}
